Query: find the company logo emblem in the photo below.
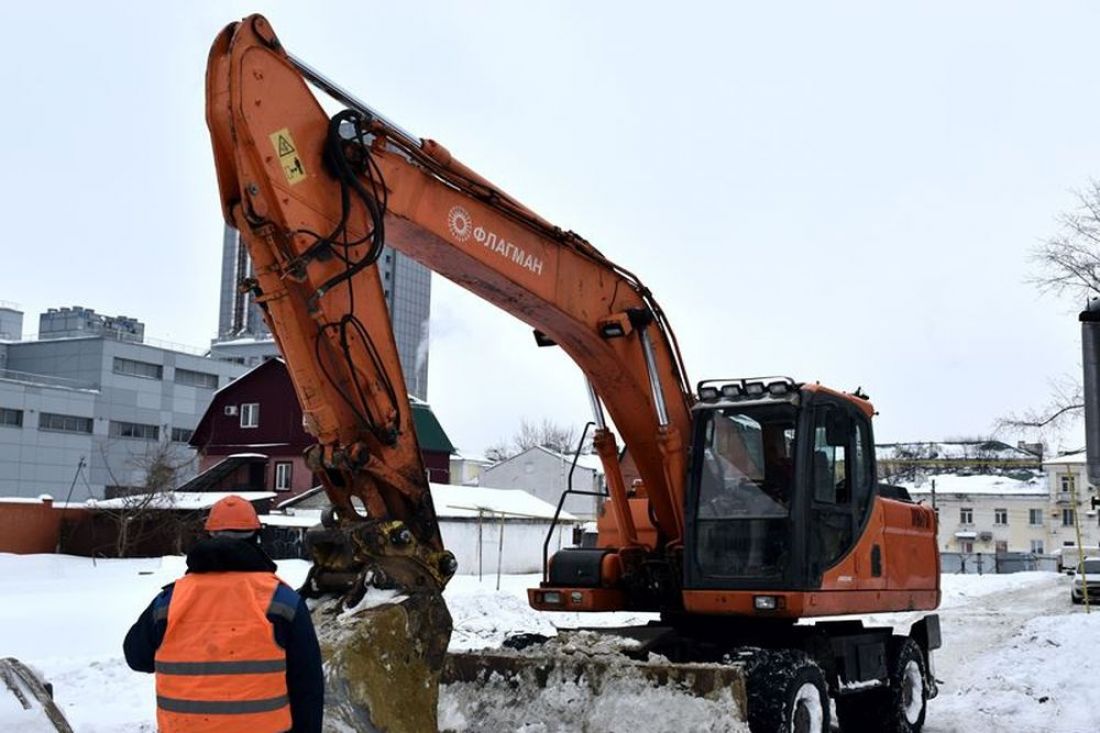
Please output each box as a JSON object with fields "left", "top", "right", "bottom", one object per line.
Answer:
{"left": 445, "top": 204, "right": 545, "bottom": 277}
{"left": 447, "top": 206, "right": 472, "bottom": 242}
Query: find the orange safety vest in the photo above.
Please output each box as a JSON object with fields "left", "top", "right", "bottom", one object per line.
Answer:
{"left": 155, "top": 572, "right": 292, "bottom": 733}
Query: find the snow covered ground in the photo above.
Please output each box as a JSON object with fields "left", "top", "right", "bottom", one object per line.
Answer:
{"left": 0, "top": 554, "right": 1097, "bottom": 732}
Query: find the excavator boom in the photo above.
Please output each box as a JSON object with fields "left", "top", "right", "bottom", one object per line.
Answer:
{"left": 206, "top": 13, "right": 698, "bottom": 732}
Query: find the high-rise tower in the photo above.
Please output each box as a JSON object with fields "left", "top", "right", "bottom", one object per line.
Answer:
{"left": 212, "top": 226, "right": 431, "bottom": 399}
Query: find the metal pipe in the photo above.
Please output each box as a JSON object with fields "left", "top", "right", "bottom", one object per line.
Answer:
{"left": 476, "top": 510, "right": 484, "bottom": 582}
{"left": 1081, "top": 300, "right": 1100, "bottom": 486}
{"left": 639, "top": 326, "right": 670, "bottom": 426}
{"left": 286, "top": 53, "right": 421, "bottom": 149}
{"left": 496, "top": 514, "right": 505, "bottom": 592}
{"left": 586, "top": 380, "right": 607, "bottom": 430}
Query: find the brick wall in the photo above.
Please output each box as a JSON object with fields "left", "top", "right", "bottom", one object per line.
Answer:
{"left": 0, "top": 499, "right": 89, "bottom": 554}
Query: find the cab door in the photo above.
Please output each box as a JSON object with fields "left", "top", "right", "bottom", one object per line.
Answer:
{"left": 806, "top": 398, "right": 857, "bottom": 581}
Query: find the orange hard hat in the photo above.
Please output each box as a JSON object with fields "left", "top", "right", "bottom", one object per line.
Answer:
{"left": 205, "top": 495, "right": 262, "bottom": 532}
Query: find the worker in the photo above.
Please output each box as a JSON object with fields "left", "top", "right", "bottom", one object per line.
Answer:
{"left": 123, "top": 495, "right": 324, "bottom": 732}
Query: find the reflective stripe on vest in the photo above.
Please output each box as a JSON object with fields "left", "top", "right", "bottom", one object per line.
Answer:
{"left": 155, "top": 572, "right": 292, "bottom": 733}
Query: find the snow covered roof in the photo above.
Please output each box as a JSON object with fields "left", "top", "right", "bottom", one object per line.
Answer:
{"left": 1043, "top": 451, "right": 1086, "bottom": 466}
{"left": 877, "top": 441, "right": 1038, "bottom": 462}
{"left": 259, "top": 512, "right": 320, "bottom": 528}
{"left": 86, "top": 491, "right": 277, "bottom": 511}
{"left": 268, "top": 483, "right": 575, "bottom": 522}
{"left": 903, "top": 473, "right": 1047, "bottom": 496}
{"left": 0, "top": 496, "right": 84, "bottom": 509}
{"left": 432, "top": 483, "right": 576, "bottom": 520}
{"left": 451, "top": 450, "right": 491, "bottom": 464}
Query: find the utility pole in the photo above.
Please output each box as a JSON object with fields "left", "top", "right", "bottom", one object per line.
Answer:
{"left": 1072, "top": 478, "right": 1090, "bottom": 613}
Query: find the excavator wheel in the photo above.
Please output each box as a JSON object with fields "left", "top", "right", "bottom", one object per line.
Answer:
{"left": 883, "top": 638, "right": 928, "bottom": 733}
{"left": 835, "top": 637, "right": 927, "bottom": 733}
{"left": 743, "top": 649, "right": 830, "bottom": 733}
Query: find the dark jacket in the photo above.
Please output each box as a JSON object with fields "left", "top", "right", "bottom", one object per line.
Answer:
{"left": 124, "top": 537, "right": 324, "bottom": 733}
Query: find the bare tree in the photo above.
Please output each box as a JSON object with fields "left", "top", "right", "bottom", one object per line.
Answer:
{"left": 485, "top": 418, "right": 582, "bottom": 462}
{"left": 98, "top": 438, "right": 196, "bottom": 557}
{"left": 998, "top": 181, "right": 1100, "bottom": 440}
{"left": 996, "top": 376, "right": 1082, "bottom": 439}
{"left": 1029, "top": 180, "right": 1100, "bottom": 301}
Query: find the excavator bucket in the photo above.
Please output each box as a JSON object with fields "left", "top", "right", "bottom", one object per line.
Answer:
{"left": 302, "top": 519, "right": 455, "bottom": 733}
{"left": 438, "top": 631, "right": 750, "bottom": 733}
{"left": 312, "top": 589, "right": 452, "bottom": 733}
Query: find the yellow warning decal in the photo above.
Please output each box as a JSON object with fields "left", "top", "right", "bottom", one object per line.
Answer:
{"left": 270, "top": 128, "right": 306, "bottom": 185}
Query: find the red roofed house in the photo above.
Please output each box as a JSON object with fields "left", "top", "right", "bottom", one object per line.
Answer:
{"left": 186, "top": 359, "right": 454, "bottom": 499}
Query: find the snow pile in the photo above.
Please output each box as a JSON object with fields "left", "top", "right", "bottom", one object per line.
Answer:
{"left": 938, "top": 571, "right": 1057, "bottom": 609}
{"left": 444, "top": 574, "right": 654, "bottom": 650}
{"left": 932, "top": 613, "right": 1100, "bottom": 731}
{"left": 440, "top": 669, "right": 747, "bottom": 733}
{"left": 440, "top": 632, "right": 747, "bottom": 733}
{"left": 339, "top": 587, "right": 408, "bottom": 617}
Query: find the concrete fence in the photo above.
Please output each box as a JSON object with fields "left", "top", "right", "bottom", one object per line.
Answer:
{"left": 940, "top": 551, "right": 1060, "bottom": 574}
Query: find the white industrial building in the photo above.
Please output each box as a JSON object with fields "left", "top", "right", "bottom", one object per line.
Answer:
{"left": 264, "top": 483, "right": 580, "bottom": 575}
{"left": 0, "top": 305, "right": 246, "bottom": 500}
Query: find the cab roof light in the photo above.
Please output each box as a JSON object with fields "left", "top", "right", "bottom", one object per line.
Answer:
{"left": 599, "top": 321, "right": 626, "bottom": 338}
{"left": 744, "top": 382, "right": 765, "bottom": 397}
{"left": 597, "top": 313, "right": 634, "bottom": 339}
{"left": 766, "top": 381, "right": 789, "bottom": 395}
{"left": 720, "top": 383, "right": 742, "bottom": 399}
{"left": 699, "top": 386, "right": 720, "bottom": 401}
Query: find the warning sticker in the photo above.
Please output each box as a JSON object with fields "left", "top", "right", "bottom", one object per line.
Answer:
{"left": 269, "top": 128, "right": 306, "bottom": 185}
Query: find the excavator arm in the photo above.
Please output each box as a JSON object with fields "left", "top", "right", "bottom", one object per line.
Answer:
{"left": 206, "top": 14, "right": 697, "bottom": 731}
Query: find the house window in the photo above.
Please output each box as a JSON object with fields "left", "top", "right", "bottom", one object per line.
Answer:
{"left": 274, "top": 462, "right": 293, "bottom": 491}
{"left": 1060, "top": 474, "right": 1076, "bottom": 493}
{"left": 1063, "top": 508, "right": 1076, "bottom": 527}
{"left": 174, "top": 368, "right": 218, "bottom": 389}
{"left": 994, "top": 508, "right": 1008, "bottom": 526}
{"left": 960, "top": 540, "right": 973, "bottom": 553}
{"left": 112, "top": 357, "right": 163, "bottom": 380}
{"left": 0, "top": 407, "right": 22, "bottom": 428}
{"left": 171, "top": 427, "right": 194, "bottom": 443}
{"left": 1029, "top": 508, "right": 1043, "bottom": 526}
{"left": 39, "top": 412, "right": 93, "bottom": 434}
{"left": 240, "top": 403, "right": 260, "bottom": 429}
{"left": 109, "top": 421, "right": 160, "bottom": 441}
{"left": 960, "top": 507, "right": 973, "bottom": 525}
{"left": 995, "top": 541, "right": 1008, "bottom": 554}
{"left": 1030, "top": 539, "right": 1044, "bottom": 554}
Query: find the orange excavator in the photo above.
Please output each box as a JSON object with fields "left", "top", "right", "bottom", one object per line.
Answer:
{"left": 207, "top": 15, "right": 941, "bottom": 733}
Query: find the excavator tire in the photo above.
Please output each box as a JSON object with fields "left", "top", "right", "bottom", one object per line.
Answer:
{"left": 882, "top": 638, "right": 928, "bottom": 733}
{"left": 743, "top": 649, "right": 830, "bottom": 733}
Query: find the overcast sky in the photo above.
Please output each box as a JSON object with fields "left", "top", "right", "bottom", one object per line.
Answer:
{"left": 2, "top": 2, "right": 1097, "bottom": 456}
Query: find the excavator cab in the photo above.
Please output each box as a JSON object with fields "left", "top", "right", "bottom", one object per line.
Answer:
{"left": 685, "top": 378, "right": 877, "bottom": 596}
